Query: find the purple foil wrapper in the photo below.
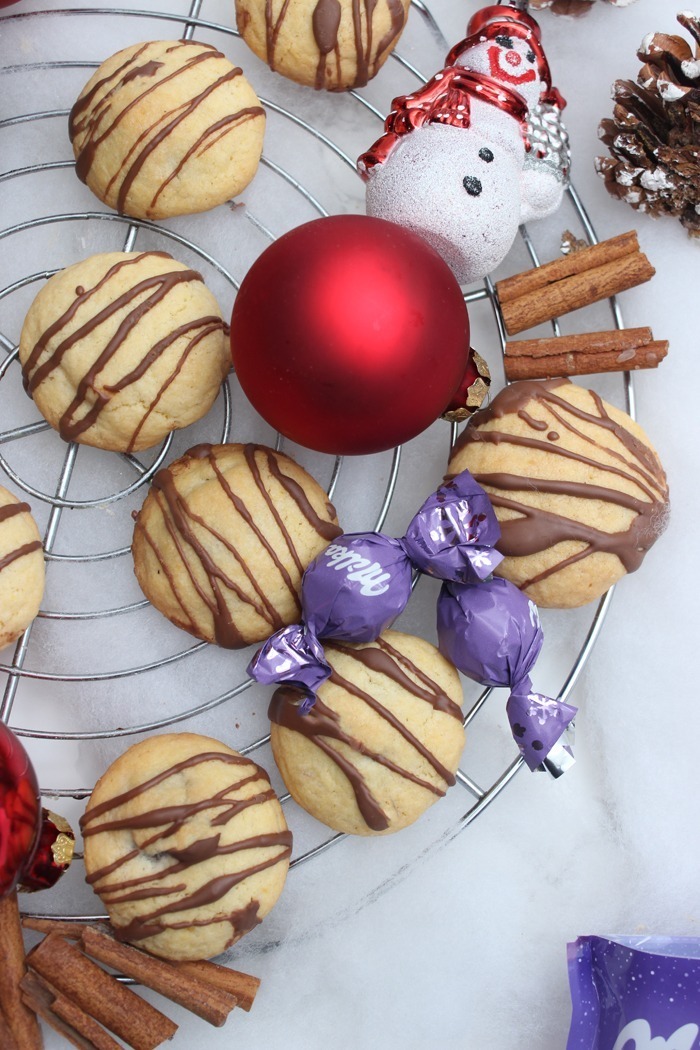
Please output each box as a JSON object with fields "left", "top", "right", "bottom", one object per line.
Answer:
{"left": 402, "top": 472, "right": 503, "bottom": 584}
{"left": 507, "top": 689, "right": 576, "bottom": 772}
{"left": 302, "top": 534, "right": 413, "bottom": 643}
{"left": 567, "top": 936, "right": 700, "bottom": 1049}
{"left": 436, "top": 576, "right": 543, "bottom": 686}
{"left": 247, "top": 624, "right": 331, "bottom": 696}
{"left": 248, "top": 467, "right": 505, "bottom": 700}
{"left": 436, "top": 576, "right": 577, "bottom": 770}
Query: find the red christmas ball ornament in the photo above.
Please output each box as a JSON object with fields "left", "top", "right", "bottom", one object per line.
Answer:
{"left": 0, "top": 722, "right": 41, "bottom": 897}
{"left": 230, "top": 215, "right": 470, "bottom": 456}
{"left": 20, "top": 808, "right": 75, "bottom": 892}
{"left": 0, "top": 724, "right": 75, "bottom": 897}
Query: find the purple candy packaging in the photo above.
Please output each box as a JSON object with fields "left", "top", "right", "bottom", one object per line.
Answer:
{"left": 567, "top": 936, "right": 700, "bottom": 1049}
{"left": 436, "top": 575, "right": 576, "bottom": 771}
{"left": 248, "top": 469, "right": 502, "bottom": 686}
{"left": 248, "top": 466, "right": 577, "bottom": 771}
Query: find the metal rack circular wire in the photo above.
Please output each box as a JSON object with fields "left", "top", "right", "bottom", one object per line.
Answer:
{"left": 0, "top": 0, "right": 634, "bottom": 931}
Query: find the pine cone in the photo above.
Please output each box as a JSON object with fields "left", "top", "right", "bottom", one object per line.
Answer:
{"left": 529, "top": 0, "right": 637, "bottom": 15}
{"left": 595, "top": 13, "right": 700, "bottom": 238}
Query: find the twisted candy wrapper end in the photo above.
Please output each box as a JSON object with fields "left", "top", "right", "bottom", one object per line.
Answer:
{"left": 506, "top": 680, "right": 577, "bottom": 772}
{"left": 402, "top": 471, "right": 504, "bottom": 584}
{"left": 247, "top": 623, "right": 331, "bottom": 703}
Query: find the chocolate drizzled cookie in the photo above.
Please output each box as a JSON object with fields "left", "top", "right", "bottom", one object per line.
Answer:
{"left": 69, "top": 40, "right": 265, "bottom": 219}
{"left": 81, "top": 734, "right": 291, "bottom": 961}
{"left": 235, "top": 0, "right": 410, "bottom": 91}
{"left": 19, "top": 251, "right": 230, "bottom": 453}
{"left": 269, "top": 630, "right": 465, "bottom": 835}
{"left": 448, "top": 378, "right": 669, "bottom": 608}
{"left": 0, "top": 486, "right": 44, "bottom": 650}
{"left": 132, "top": 443, "right": 342, "bottom": 648}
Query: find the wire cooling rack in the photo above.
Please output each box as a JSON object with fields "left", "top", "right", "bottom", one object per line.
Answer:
{"left": 0, "top": 0, "right": 634, "bottom": 943}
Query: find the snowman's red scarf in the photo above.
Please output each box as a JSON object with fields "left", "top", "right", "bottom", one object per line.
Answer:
{"left": 358, "top": 67, "right": 530, "bottom": 180}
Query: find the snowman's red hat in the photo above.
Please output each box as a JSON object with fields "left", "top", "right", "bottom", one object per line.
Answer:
{"left": 467, "top": 6, "right": 543, "bottom": 41}
{"left": 446, "top": 6, "right": 565, "bottom": 109}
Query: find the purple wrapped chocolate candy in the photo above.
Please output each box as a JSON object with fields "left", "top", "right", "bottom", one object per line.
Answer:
{"left": 436, "top": 576, "right": 576, "bottom": 771}
{"left": 402, "top": 472, "right": 502, "bottom": 584}
{"left": 303, "top": 533, "right": 412, "bottom": 644}
{"left": 248, "top": 469, "right": 502, "bottom": 693}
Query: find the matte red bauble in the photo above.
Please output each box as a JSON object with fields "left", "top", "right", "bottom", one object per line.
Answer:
{"left": 0, "top": 722, "right": 41, "bottom": 897}
{"left": 230, "top": 215, "right": 470, "bottom": 456}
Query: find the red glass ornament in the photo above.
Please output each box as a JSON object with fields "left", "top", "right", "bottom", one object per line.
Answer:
{"left": 0, "top": 722, "right": 41, "bottom": 898}
{"left": 19, "top": 808, "right": 75, "bottom": 892}
{"left": 230, "top": 215, "right": 470, "bottom": 456}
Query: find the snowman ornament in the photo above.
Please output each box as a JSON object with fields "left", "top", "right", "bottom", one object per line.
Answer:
{"left": 358, "top": 5, "right": 568, "bottom": 286}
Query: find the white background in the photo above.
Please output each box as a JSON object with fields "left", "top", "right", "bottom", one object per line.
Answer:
{"left": 1, "top": 0, "right": 697, "bottom": 1047}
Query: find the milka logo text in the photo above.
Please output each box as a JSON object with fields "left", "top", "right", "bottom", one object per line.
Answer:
{"left": 612, "top": 1019, "right": 700, "bottom": 1050}
{"left": 321, "top": 544, "right": 391, "bottom": 596}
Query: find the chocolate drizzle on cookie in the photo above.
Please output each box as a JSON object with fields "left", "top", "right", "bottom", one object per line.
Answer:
{"left": 450, "top": 378, "right": 669, "bottom": 590}
{"left": 69, "top": 41, "right": 264, "bottom": 216}
{"left": 134, "top": 444, "right": 341, "bottom": 648}
{"left": 264, "top": 0, "right": 406, "bottom": 89}
{"left": 21, "top": 252, "right": 226, "bottom": 452}
{"left": 312, "top": 0, "right": 342, "bottom": 89}
{"left": 0, "top": 502, "right": 42, "bottom": 573}
{"left": 81, "top": 750, "right": 291, "bottom": 950}
{"left": 269, "top": 636, "right": 463, "bottom": 832}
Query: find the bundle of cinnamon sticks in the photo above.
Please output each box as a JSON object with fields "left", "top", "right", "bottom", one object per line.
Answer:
{"left": 0, "top": 900, "right": 260, "bottom": 1050}
{"left": 493, "top": 230, "right": 667, "bottom": 381}
{"left": 495, "top": 230, "right": 655, "bottom": 335}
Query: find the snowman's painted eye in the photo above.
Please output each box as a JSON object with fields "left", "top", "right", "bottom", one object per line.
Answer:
{"left": 479, "top": 147, "right": 494, "bottom": 163}
{"left": 463, "top": 176, "right": 483, "bottom": 197}
{"left": 495, "top": 34, "right": 513, "bottom": 48}
{"left": 527, "top": 50, "right": 536, "bottom": 63}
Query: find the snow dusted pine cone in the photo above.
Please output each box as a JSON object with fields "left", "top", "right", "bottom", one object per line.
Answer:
{"left": 595, "top": 12, "right": 700, "bottom": 238}
{"left": 529, "top": 0, "right": 637, "bottom": 14}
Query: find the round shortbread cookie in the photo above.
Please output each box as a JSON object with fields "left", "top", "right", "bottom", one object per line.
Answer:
{"left": 269, "top": 630, "right": 465, "bottom": 835}
{"left": 132, "top": 442, "right": 342, "bottom": 648}
{"left": 447, "top": 378, "right": 669, "bottom": 608}
{"left": 81, "top": 733, "right": 291, "bottom": 960}
{"left": 19, "top": 251, "right": 230, "bottom": 453}
{"left": 70, "top": 40, "right": 265, "bottom": 219}
{"left": 235, "top": 0, "right": 410, "bottom": 91}
{"left": 0, "top": 486, "right": 44, "bottom": 650}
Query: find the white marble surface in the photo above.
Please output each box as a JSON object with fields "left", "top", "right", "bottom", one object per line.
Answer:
{"left": 0, "top": 0, "right": 697, "bottom": 1047}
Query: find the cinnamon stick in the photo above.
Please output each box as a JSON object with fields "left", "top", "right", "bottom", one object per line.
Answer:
{"left": 80, "top": 926, "right": 239, "bottom": 1027}
{"left": 21, "top": 970, "right": 121, "bottom": 1050}
{"left": 496, "top": 231, "right": 655, "bottom": 335}
{"left": 22, "top": 916, "right": 109, "bottom": 940}
{"left": 174, "top": 959, "right": 261, "bottom": 1012}
{"left": 21, "top": 918, "right": 261, "bottom": 1013}
{"left": 504, "top": 327, "right": 668, "bottom": 380}
{"left": 26, "top": 933, "right": 178, "bottom": 1050}
{"left": 0, "top": 1008, "right": 20, "bottom": 1050}
{"left": 0, "top": 893, "right": 43, "bottom": 1049}
{"left": 497, "top": 231, "right": 641, "bottom": 304}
